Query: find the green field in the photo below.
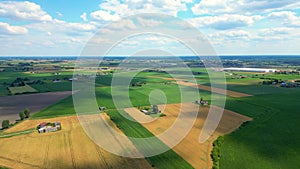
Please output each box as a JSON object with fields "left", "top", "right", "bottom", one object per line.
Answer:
{"left": 32, "top": 81, "right": 213, "bottom": 119}
{"left": 31, "top": 96, "right": 75, "bottom": 119}
{"left": 220, "top": 92, "right": 300, "bottom": 168}
{"left": 0, "top": 70, "right": 73, "bottom": 96}
{"left": 30, "top": 82, "right": 72, "bottom": 92}
{"left": 8, "top": 84, "right": 37, "bottom": 94}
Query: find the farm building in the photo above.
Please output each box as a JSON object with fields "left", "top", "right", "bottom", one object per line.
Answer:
{"left": 141, "top": 110, "right": 149, "bottom": 115}
{"left": 223, "top": 67, "right": 277, "bottom": 73}
{"left": 37, "top": 122, "right": 61, "bottom": 133}
{"left": 99, "top": 106, "right": 106, "bottom": 111}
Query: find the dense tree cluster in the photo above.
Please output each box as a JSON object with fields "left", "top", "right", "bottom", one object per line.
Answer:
{"left": 19, "top": 108, "right": 30, "bottom": 120}
{"left": 2, "top": 120, "right": 10, "bottom": 129}
{"left": 211, "top": 136, "right": 225, "bottom": 169}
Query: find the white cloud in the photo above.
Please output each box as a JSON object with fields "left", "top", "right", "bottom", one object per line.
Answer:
{"left": 0, "top": 22, "right": 28, "bottom": 35}
{"left": 181, "top": 0, "right": 193, "bottom": 3}
{"left": 80, "top": 12, "right": 88, "bottom": 21}
{"left": 56, "top": 12, "right": 63, "bottom": 17}
{"left": 90, "top": 10, "right": 120, "bottom": 21}
{"left": 109, "top": 19, "right": 137, "bottom": 30}
{"left": 259, "top": 27, "right": 295, "bottom": 36}
{"left": 192, "top": 0, "right": 300, "bottom": 15}
{"left": 192, "top": 0, "right": 232, "bottom": 15}
{"left": 208, "top": 30, "right": 252, "bottom": 44}
{"left": 268, "top": 11, "right": 300, "bottom": 27}
{"left": 189, "top": 14, "right": 262, "bottom": 30}
{"left": 26, "top": 19, "right": 97, "bottom": 36}
{"left": 256, "top": 27, "right": 300, "bottom": 41}
{"left": 137, "top": 17, "right": 163, "bottom": 27}
{"left": 0, "top": 1, "right": 52, "bottom": 22}
{"left": 90, "top": 0, "right": 189, "bottom": 22}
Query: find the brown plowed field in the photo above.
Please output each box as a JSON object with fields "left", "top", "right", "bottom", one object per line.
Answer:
{"left": 0, "top": 91, "right": 73, "bottom": 122}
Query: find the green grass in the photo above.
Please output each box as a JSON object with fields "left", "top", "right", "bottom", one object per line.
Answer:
{"left": 30, "top": 82, "right": 72, "bottom": 92}
{"left": 0, "top": 166, "right": 10, "bottom": 169}
{"left": 0, "top": 128, "right": 35, "bottom": 138}
{"left": 30, "top": 96, "right": 75, "bottom": 119}
{"left": 226, "top": 84, "right": 300, "bottom": 95}
{"left": 0, "top": 84, "right": 9, "bottom": 96}
{"left": 220, "top": 92, "right": 300, "bottom": 169}
{"left": 8, "top": 84, "right": 37, "bottom": 94}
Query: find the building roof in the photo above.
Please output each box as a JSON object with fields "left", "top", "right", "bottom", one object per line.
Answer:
{"left": 223, "top": 67, "right": 277, "bottom": 72}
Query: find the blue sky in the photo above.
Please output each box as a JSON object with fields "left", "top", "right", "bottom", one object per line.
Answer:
{"left": 1, "top": 0, "right": 300, "bottom": 56}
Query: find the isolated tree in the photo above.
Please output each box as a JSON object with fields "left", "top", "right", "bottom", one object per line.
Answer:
{"left": 153, "top": 105, "right": 159, "bottom": 114}
{"left": 2, "top": 120, "right": 10, "bottom": 129}
{"left": 19, "top": 111, "right": 25, "bottom": 120}
{"left": 24, "top": 108, "right": 30, "bottom": 118}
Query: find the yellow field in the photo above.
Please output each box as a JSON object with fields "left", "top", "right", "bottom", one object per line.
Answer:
{"left": 8, "top": 85, "right": 37, "bottom": 95}
{"left": 124, "top": 103, "right": 252, "bottom": 169}
{"left": 0, "top": 115, "right": 152, "bottom": 169}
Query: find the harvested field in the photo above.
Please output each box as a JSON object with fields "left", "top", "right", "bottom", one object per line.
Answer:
{"left": 124, "top": 103, "right": 252, "bottom": 169}
{"left": 150, "top": 76, "right": 252, "bottom": 98}
{"left": 175, "top": 80, "right": 252, "bottom": 98}
{"left": 0, "top": 115, "right": 152, "bottom": 169}
{"left": 0, "top": 91, "right": 73, "bottom": 122}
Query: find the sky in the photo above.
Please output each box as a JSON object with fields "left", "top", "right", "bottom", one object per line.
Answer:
{"left": 1, "top": 0, "right": 300, "bottom": 56}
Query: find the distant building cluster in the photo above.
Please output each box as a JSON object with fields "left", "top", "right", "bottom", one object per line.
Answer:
{"left": 223, "top": 68, "right": 277, "bottom": 73}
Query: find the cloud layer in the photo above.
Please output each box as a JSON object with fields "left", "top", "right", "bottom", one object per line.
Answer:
{"left": 0, "top": 0, "right": 300, "bottom": 55}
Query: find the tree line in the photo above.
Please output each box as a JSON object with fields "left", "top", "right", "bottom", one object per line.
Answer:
{"left": 1, "top": 108, "right": 30, "bottom": 130}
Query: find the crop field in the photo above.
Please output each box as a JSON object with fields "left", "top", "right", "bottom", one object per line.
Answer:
{"left": 176, "top": 80, "right": 252, "bottom": 98}
{"left": 152, "top": 76, "right": 252, "bottom": 98}
{"left": 219, "top": 91, "right": 300, "bottom": 169}
{"left": 0, "top": 116, "right": 152, "bottom": 169}
{"left": 0, "top": 70, "right": 73, "bottom": 96}
{"left": 0, "top": 91, "right": 73, "bottom": 122}
{"left": 8, "top": 85, "right": 37, "bottom": 95}
{"left": 106, "top": 109, "right": 194, "bottom": 169}
{"left": 33, "top": 82, "right": 213, "bottom": 119}
{"left": 124, "top": 103, "right": 252, "bottom": 169}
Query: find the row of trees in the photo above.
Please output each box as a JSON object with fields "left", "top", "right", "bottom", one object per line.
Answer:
{"left": 1, "top": 108, "right": 31, "bottom": 130}
{"left": 211, "top": 136, "right": 225, "bottom": 169}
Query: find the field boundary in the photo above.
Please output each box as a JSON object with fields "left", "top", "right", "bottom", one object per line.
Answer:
{"left": 150, "top": 76, "right": 252, "bottom": 98}
{"left": 0, "top": 129, "right": 35, "bottom": 138}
